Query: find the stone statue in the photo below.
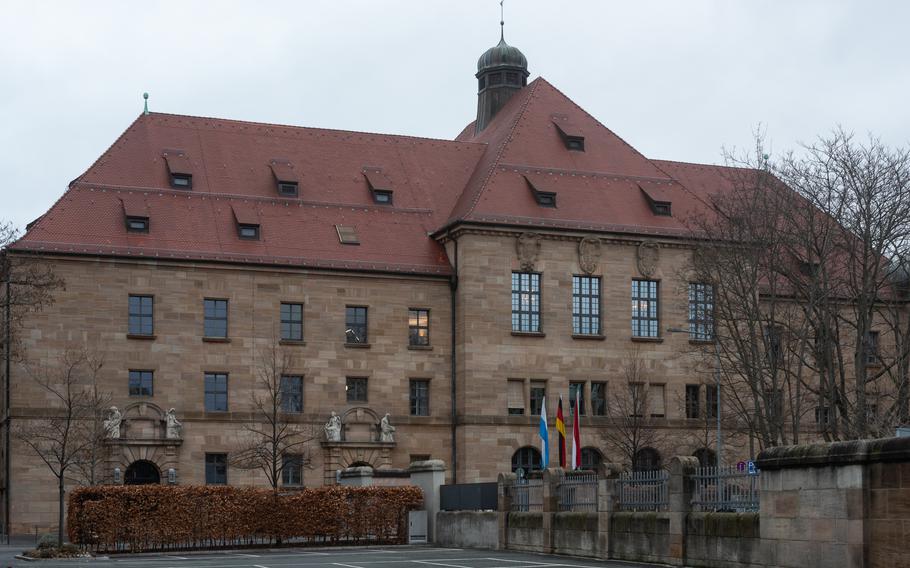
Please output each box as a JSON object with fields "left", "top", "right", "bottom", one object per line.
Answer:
{"left": 324, "top": 411, "right": 342, "bottom": 442}
{"left": 103, "top": 406, "right": 122, "bottom": 439}
{"left": 165, "top": 408, "right": 182, "bottom": 439}
{"left": 380, "top": 413, "right": 396, "bottom": 443}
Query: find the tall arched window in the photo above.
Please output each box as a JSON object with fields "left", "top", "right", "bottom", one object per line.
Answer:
{"left": 693, "top": 448, "right": 717, "bottom": 468}
{"left": 633, "top": 447, "right": 662, "bottom": 471}
{"left": 580, "top": 447, "right": 603, "bottom": 471}
{"left": 511, "top": 447, "right": 542, "bottom": 473}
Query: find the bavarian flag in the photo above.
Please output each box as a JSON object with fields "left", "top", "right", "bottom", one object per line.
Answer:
{"left": 556, "top": 395, "right": 567, "bottom": 468}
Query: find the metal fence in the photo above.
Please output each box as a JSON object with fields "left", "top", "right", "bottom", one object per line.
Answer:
{"left": 616, "top": 469, "right": 669, "bottom": 511}
{"left": 691, "top": 465, "right": 760, "bottom": 512}
{"left": 557, "top": 470, "right": 599, "bottom": 512}
{"left": 508, "top": 477, "right": 544, "bottom": 512}
{"left": 440, "top": 482, "right": 498, "bottom": 511}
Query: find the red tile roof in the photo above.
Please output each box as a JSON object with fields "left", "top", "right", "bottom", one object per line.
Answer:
{"left": 12, "top": 77, "right": 752, "bottom": 274}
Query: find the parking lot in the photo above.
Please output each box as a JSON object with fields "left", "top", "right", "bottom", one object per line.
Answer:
{"left": 3, "top": 545, "right": 662, "bottom": 568}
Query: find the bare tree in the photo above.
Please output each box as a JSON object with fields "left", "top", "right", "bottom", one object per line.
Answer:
{"left": 599, "top": 348, "right": 666, "bottom": 470}
{"left": 231, "top": 337, "right": 316, "bottom": 492}
{"left": 14, "top": 348, "right": 109, "bottom": 547}
{"left": 71, "top": 353, "right": 111, "bottom": 486}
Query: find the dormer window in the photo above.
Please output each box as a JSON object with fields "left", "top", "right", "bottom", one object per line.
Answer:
{"left": 363, "top": 168, "right": 393, "bottom": 205}
{"left": 126, "top": 216, "right": 149, "bottom": 233}
{"left": 639, "top": 185, "right": 674, "bottom": 217}
{"left": 270, "top": 160, "right": 299, "bottom": 197}
{"left": 238, "top": 224, "right": 260, "bottom": 240}
{"left": 524, "top": 176, "right": 557, "bottom": 208}
{"left": 163, "top": 150, "right": 193, "bottom": 190}
{"left": 552, "top": 116, "right": 585, "bottom": 152}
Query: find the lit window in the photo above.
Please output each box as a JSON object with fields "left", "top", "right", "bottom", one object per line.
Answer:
{"left": 408, "top": 308, "right": 430, "bottom": 346}
{"left": 631, "top": 280, "right": 659, "bottom": 338}
{"left": 512, "top": 272, "right": 541, "bottom": 333}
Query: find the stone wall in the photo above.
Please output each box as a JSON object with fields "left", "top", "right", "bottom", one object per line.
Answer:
{"left": 685, "top": 513, "right": 762, "bottom": 568}
{"left": 867, "top": 460, "right": 910, "bottom": 567}
{"left": 552, "top": 512, "right": 599, "bottom": 557}
{"left": 436, "top": 511, "right": 499, "bottom": 549}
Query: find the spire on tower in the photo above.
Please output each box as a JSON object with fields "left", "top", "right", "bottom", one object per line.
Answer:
{"left": 142, "top": 92, "right": 149, "bottom": 115}
{"left": 500, "top": 0, "right": 505, "bottom": 40}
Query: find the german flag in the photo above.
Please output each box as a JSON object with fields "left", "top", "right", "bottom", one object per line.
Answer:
{"left": 556, "top": 395, "right": 567, "bottom": 468}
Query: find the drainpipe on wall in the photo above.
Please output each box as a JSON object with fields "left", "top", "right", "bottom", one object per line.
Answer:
{"left": 3, "top": 270, "right": 10, "bottom": 543}
{"left": 449, "top": 237, "right": 459, "bottom": 484}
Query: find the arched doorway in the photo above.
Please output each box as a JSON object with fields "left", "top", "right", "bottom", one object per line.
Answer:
{"left": 633, "top": 447, "right": 663, "bottom": 472}
{"left": 124, "top": 460, "right": 160, "bottom": 485}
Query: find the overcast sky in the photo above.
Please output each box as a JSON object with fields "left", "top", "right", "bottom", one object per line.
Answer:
{"left": 2, "top": 0, "right": 908, "bottom": 231}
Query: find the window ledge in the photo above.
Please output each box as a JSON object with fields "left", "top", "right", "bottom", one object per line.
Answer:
{"left": 344, "top": 342, "right": 372, "bottom": 349}
{"left": 279, "top": 340, "right": 307, "bottom": 346}
{"left": 572, "top": 334, "right": 606, "bottom": 341}
{"left": 408, "top": 345, "right": 433, "bottom": 351}
{"left": 511, "top": 331, "right": 546, "bottom": 338}
{"left": 126, "top": 334, "right": 156, "bottom": 340}
{"left": 202, "top": 337, "right": 231, "bottom": 343}
{"left": 689, "top": 339, "right": 716, "bottom": 346}
{"left": 631, "top": 336, "right": 663, "bottom": 343}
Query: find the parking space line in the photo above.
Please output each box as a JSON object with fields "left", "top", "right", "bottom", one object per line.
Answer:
{"left": 488, "top": 559, "right": 554, "bottom": 565}
{"left": 411, "top": 560, "right": 473, "bottom": 568}
{"left": 333, "top": 563, "right": 366, "bottom": 568}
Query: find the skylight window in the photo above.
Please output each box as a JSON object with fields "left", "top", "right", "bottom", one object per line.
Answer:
{"left": 552, "top": 116, "right": 585, "bottom": 152}
{"left": 524, "top": 175, "right": 557, "bottom": 208}
{"left": 126, "top": 216, "right": 149, "bottom": 233}
{"left": 238, "top": 224, "right": 260, "bottom": 240}
{"left": 270, "top": 160, "right": 300, "bottom": 197}
{"left": 335, "top": 224, "right": 360, "bottom": 245}
{"left": 163, "top": 150, "right": 193, "bottom": 190}
{"left": 363, "top": 168, "right": 393, "bottom": 205}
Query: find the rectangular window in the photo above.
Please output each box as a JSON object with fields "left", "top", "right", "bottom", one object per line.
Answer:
{"left": 126, "top": 216, "right": 149, "bottom": 233}
{"left": 170, "top": 173, "right": 192, "bottom": 189}
{"left": 507, "top": 379, "right": 525, "bottom": 415}
{"left": 511, "top": 272, "right": 541, "bottom": 333}
{"left": 408, "top": 308, "right": 430, "bottom": 346}
{"left": 128, "top": 370, "right": 153, "bottom": 397}
{"left": 238, "top": 224, "right": 260, "bottom": 240}
{"left": 631, "top": 280, "right": 659, "bottom": 338}
{"left": 278, "top": 182, "right": 298, "bottom": 197}
{"left": 705, "top": 384, "right": 718, "bottom": 419}
{"left": 282, "top": 453, "right": 303, "bottom": 486}
{"left": 280, "top": 302, "right": 304, "bottom": 341}
{"left": 530, "top": 380, "right": 546, "bottom": 416}
{"left": 128, "top": 295, "right": 154, "bottom": 336}
{"left": 685, "top": 384, "right": 701, "bottom": 419}
{"left": 815, "top": 405, "right": 832, "bottom": 428}
{"left": 765, "top": 325, "right": 782, "bottom": 367}
{"left": 204, "top": 372, "right": 228, "bottom": 412}
{"left": 205, "top": 453, "right": 227, "bottom": 485}
{"left": 280, "top": 375, "right": 303, "bottom": 413}
{"left": 629, "top": 382, "right": 644, "bottom": 417}
{"left": 865, "top": 331, "right": 880, "bottom": 366}
{"left": 590, "top": 382, "right": 606, "bottom": 416}
{"left": 572, "top": 276, "right": 601, "bottom": 336}
{"left": 410, "top": 379, "right": 429, "bottom": 416}
{"left": 569, "top": 382, "right": 586, "bottom": 415}
{"left": 688, "top": 283, "right": 714, "bottom": 341}
{"left": 346, "top": 377, "right": 368, "bottom": 403}
{"left": 204, "top": 299, "right": 228, "bottom": 338}
{"left": 345, "top": 306, "right": 368, "bottom": 344}
{"left": 649, "top": 384, "right": 666, "bottom": 417}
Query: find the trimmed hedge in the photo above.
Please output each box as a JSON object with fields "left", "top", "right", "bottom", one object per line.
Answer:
{"left": 68, "top": 485, "right": 423, "bottom": 552}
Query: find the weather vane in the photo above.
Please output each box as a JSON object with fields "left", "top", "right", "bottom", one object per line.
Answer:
{"left": 143, "top": 92, "right": 149, "bottom": 115}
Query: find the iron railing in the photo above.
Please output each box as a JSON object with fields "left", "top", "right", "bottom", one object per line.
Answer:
{"left": 508, "top": 478, "right": 543, "bottom": 512}
{"left": 691, "top": 465, "right": 760, "bottom": 512}
{"left": 616, "top": 469, "right": 669, "bottom": 511}
{"left": 557, "top": 470, "right": 599, "bottom": 512}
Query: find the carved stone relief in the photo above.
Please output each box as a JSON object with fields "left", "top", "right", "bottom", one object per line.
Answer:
{"left": 578, "top": 237, "right": 602, "bottom": 275}
{"left": 637, "top": 241, "right": 660, "bottom": 277}
{"left": 516, "top": 233, "right": 541, "bottom": 271}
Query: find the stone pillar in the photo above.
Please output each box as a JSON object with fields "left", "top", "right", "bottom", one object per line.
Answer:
{"left": 597, "top": 463, "right": 623, "bottom": 559}
{"left": 667, "top": 456, "right": 698, "bottom": 566}
{"left": 408, "top": 459, "right": 446, "bottom": 543}
{"left": 541, "top": 467, "right": 562, "bottom": 554}
{"left": 338, "top": 466, "right": 374, "bottom": 486}
{"left": 498, "top": 472, "right": 516, "bottom": 551}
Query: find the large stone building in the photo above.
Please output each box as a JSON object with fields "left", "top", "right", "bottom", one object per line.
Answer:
{"left": 0, "top": 34, "right": 883, "bottom": 534}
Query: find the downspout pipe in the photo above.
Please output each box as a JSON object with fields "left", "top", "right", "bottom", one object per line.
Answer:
{"left": 449, "top": 237, "right": 459, "bottom": 483}
{"left": 3, "top": 265, "right": 10, "bottom": 543}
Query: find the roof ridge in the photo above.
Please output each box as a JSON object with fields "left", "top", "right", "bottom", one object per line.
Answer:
{"left": 652, "top": 157, "right": 756, "bottom": 172}
{"left": 145, "top": 111, "right": 483, "bottom": 148}
{"left": 462, "top": 78, "right": 544, "bottom": 218}
{"left": 498, "top": 163, "right": 675, "bottom": 184}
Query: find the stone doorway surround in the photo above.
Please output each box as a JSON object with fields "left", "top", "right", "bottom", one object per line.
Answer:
{"left": 105, "top": 401, "right": 182, "bottom": 484}
{"left": 321, "top": 406, "right": 395, "bottom": 484}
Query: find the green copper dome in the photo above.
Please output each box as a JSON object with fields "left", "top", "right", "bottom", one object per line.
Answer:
{"left": 477, "top": 37, "right": 528, "bottom": 73}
